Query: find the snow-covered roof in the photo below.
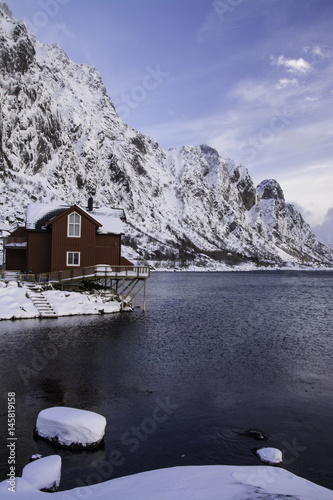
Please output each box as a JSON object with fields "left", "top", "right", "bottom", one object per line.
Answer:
{"left": 92, "top": 207, "right": 125, "bottom": 235}
{"left": 26, "top": 204, "right": 68, "bottom": 230}
{"left": 26, "top": 204, "right": 125, "bottom": 235}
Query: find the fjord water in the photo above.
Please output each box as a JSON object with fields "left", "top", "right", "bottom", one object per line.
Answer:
{"left": 0, "top": 271, "right": 332, "bottom": 491}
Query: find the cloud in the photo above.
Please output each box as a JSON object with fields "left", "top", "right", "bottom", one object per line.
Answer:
{"left": 312, "top": 207, "right": 333, "bottom": 245}
{"left": 230, "top": 79, "right": 271, "bottom": 104}
{"left": 312, "top": 45, "right": 325, "bottom": 57}
{"left": 304, "top": 96, "right": 319, "bottom": 102}
{"left": 275, "top": 78, "right": 298, "bottom": 90}
{"left": 276, "top": 157, "right": 333, "bottom": 227}
{"left": 304, "top": 44, "right": 330, "bottom": 59}
{"left": 271, "top": 55, "right": 312, "bottom": 74}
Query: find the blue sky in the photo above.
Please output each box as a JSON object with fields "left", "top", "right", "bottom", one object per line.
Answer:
{"left": 5, "top": 0, "right": 333, "bottom": 241}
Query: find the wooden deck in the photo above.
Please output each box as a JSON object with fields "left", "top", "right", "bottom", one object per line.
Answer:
{"left": 0, "top": 265, "right": 150, "bottom": 311}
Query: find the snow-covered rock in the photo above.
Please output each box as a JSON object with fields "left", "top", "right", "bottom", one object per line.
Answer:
{"left": 1, "top": 465, "right": 333, "bottom": 499}
{"left": 256, "top": 447, "right": 283, "bottom": 464}
{"left": 22, "top": 455, "right": 61, "bottom": 492}
{"left": 0, "top": 4, "right": 332, "bottom": 267}
{"left": 35, "top": 407, "right": 106, "bottom": 449}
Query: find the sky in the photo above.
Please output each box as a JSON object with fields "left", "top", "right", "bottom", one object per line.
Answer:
{"left": 4, "top": 0, "right": 333, "bottom": 242}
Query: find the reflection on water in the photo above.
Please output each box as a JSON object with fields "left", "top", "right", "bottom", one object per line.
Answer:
{"left": 0, "top": 271, "right": 333, "bottom": 490}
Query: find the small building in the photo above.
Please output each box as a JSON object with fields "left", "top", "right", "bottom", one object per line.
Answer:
{"left": 0, "top": 222, "right": 11, "bottom": 269}
{"left": 5, "top": 201, "right": 132, "bottom": 274}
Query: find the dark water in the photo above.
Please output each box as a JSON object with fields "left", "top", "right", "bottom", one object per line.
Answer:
{"left": 0, "top": 271, "right": 333, "bottom": 492}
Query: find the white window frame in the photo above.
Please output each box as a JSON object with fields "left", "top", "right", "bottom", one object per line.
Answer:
{"left": 67, "top": 251, "right": 80, "bottom": 267}
{"left": 68, "top": 212, "right": 81, "bottom": 238}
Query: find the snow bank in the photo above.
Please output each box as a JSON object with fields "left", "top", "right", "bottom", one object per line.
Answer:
{"left": 35, "top": 407, "right": 107, "bottom": 448}
{"left": 43, "top": 289, "right": 121, "bottom": 316}
{"left": 0, "top": 282, "right": 39, "bottom": 319}
{"left": 0, "top": 283, "right": 121, "bottom": 320}
{"left": 1, "top": 465, "right": 332, "bottom": 499}
{"left": 22, "top": 455, "right": 61, "bottom": 492}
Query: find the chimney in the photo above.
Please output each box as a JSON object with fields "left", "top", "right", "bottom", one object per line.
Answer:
{"left": 88, "top": 197, "right": 93, "bottom": 212}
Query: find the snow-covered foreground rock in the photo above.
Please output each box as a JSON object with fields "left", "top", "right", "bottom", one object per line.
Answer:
{"left": 35, "top": 407, "right": 106, "bottom": 449}
{"left": 22, "top": 455, "right": 61, "bottom": 492}
{"left": 256, "top": 447, "right": 283, "bottom": 465}
{"left": 0, "top": 282, "right": 121, "bottom": 320}
{"left": 1, "top": 465, "right": 333, "bottom": 499}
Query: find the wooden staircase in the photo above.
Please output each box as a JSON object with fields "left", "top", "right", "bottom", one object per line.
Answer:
{"left": 24, "top": 284, "right": 58, "bottom": 318}
{"left": 2, "top": 270, "right": 20, "bottom": 281}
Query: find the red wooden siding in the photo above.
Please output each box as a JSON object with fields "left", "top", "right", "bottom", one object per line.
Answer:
{"left": 95, "top": 234, "right": 121, "bottom": 266}
{"left": 120, "top": 256, "right": 134, "bottom": 266}
{"left": 5, "top": 227, "right": 28, "bottom": 272}
{"left": 50, "top": 210, "right": 97, "bottom": 271}
{"left": 6, "top": 248, "right": 27, "bottom": 272}
{"left": 27, "top": 232, "right": 52, "bottom": 274}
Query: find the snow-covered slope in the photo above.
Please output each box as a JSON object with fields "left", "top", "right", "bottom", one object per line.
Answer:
{"left": 0, "top": 3, "right": 332, "bottom": 267}
{"left": 1, "top": 465, "right": 333, "bottom": 499}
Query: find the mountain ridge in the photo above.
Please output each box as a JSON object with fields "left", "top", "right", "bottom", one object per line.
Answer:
{"left": 0, "top": 3, "right": 332, "bottom": 268}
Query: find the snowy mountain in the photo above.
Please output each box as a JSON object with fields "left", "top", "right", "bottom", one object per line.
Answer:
{"left": 0, "top": 3, "right": 332, "bottom": 268}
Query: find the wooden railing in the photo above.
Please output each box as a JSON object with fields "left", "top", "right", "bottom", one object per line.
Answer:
{"left": 0, "top": 265, "right": 150, "bottom": 283}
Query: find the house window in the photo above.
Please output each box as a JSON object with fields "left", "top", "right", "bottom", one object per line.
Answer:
{"left": 67, "top": 251, "right": 80, "bottom": 266}
{"left": 68, "top": 212, "right": 81, "bottom": 237}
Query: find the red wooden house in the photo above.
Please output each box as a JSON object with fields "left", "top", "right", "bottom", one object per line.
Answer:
{"left": 5, "top": 201, "right": 132, "bottom": 274}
